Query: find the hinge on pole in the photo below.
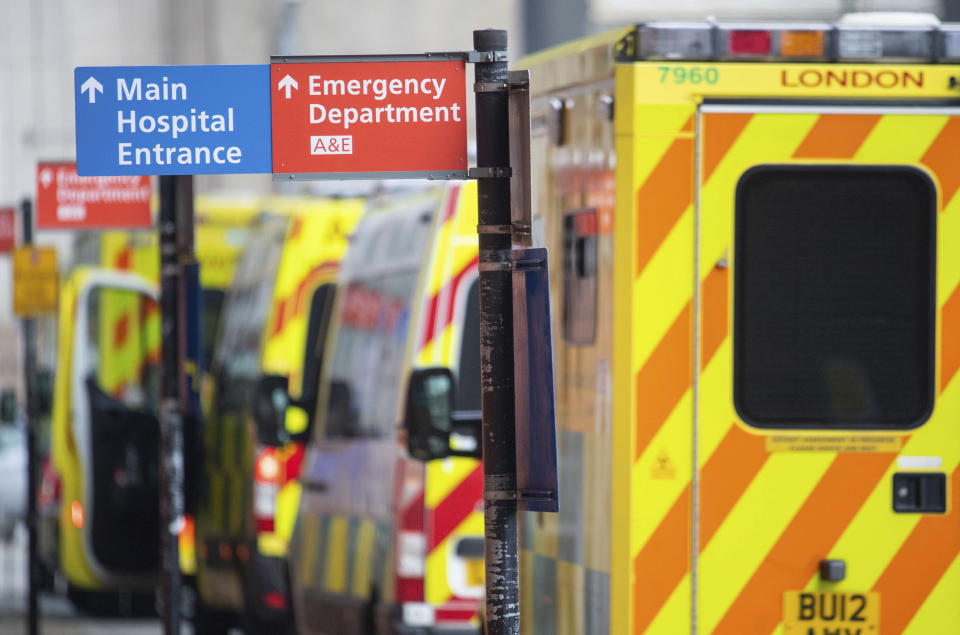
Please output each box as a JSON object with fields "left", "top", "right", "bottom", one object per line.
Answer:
{"left": 466, "top": 50, "right": 509, "bottom": 63}
{"left": 468, "top": 166, "right": 512, "bottom": 179}
{"left": 474, "top": 81, "right": 509, "bottom": 93}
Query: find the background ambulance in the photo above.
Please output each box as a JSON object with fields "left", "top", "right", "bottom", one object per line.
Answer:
{"left": 194, "top": 196, "right": 363, "bottom": 633}
{"left": 289, "top": 181, "right": 484, "bottom": 635}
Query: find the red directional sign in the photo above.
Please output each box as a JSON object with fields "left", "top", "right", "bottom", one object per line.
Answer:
{"left": 0, "top": 208, "right": 14, "bottom": 253}
{"left": 36, "top": 161, "right": 152, "bottom": 230}
{"left": 271, "top": 59, "right": 468, "bottom": 178}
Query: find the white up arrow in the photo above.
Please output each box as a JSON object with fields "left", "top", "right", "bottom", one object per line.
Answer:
{"left": 278, "top": 74, "right": 299, "bottom": 99}
{"left": 80, "top": 76, "right": 103, "bottom": 104}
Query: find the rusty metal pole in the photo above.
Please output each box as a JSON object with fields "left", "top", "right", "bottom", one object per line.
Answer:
{"left": 21, "top": 199, "right": 39, "bottom": 635}
{"left": 473, "top": 28, "right": 519, "bottom": 635}
{"left": 158, "top": 175, "right": 193, "bottom": 635}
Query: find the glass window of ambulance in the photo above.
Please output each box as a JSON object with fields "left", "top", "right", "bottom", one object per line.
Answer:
{"left": 733, "top": 165, "right": 935, "bottom": 429}
{"left": 212, "top": 220, "right": 285, "bottom": 429}
{"left": 321, "top": 205, "right": 434, "bottom": 439}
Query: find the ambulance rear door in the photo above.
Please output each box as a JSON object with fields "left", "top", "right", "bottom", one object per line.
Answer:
{"left": 695, "top": 105, "right": 960, "bottom": 635}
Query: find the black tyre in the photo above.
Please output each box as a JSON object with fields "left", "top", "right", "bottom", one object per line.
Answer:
{"left": 194, "top": 600, "right": 235, "bottom": 635}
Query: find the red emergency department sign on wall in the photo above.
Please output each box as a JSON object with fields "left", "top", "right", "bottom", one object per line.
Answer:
{"left": 36, "top": 161, "right": 152, "bottom": 230}
{"left": 271, "top": 57, "right": 468, "bottom": 178}
{"left": 0, "top": 208, "right": 15, "bottom": 253}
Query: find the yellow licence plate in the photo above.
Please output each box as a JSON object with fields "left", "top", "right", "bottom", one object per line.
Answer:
{"left": 465, "top": 559, "right": 484, "bottom": 587}
{"left": 783, "top": 591, "right": 879, "bottom": 634}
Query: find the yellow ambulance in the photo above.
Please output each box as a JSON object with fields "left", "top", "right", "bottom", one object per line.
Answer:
{"left": 48, "top": 195, "right": 260, "bottom": 610}
{"left": 51, "top": 266, "right": 160, "bottom": 610}
{"left": 288, "top": 181, "right": 485, "bottom": 635}
{"left": 517, "top": 16, "right": 960, "bottom": 635}
{"left": 194, "top": 195, "right": 363, "bottom": 633}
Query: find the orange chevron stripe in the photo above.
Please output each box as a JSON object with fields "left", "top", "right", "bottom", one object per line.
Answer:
{"left": 633, "top": 485, "right": 690, "bottom": 635}
{"left": 634, "top": 266, "right": 728, "bottom": 461}
{"left": 113, "top": 313, "right": 130, "bottom": 349}
{"left": 872, "top": 465, "right": 960, "bottom": 634}
{"left": 942, "top": 285, "right": 960, "bottom": 392}
{"left": 636, "top": 118, "right": 694, "bottom": 275}
{"left": 631, "top": 424, "right": 768, "bottom": 634}
{"left": 635, "top": 303, "right": 691, "bottom": 461}
{"left": 699, "top": 424, "right": 769, "bottom": 552}
{"left": 713, "top": 452, "right": 896, "bottom": 635}
{"left": 701, "top": 266, "right": 728, "bottom": 371}
{"left": 702, "top": 113, "right": 752, "bottom": 183}
{"left": 920, "top": 117, "right": 960, "bottom": 207}
{"left": 792, "top": 114, "right": 881, "bottom": 159}
{"left": 115, "top": 247, "right": 132, "bottom": 271}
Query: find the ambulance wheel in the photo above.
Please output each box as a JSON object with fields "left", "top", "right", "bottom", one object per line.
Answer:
{"left": 194, "top": 600, "right": 234, "bottom": 635}
{"left": 66, "top": 584, "right": 115, "bottom": 616}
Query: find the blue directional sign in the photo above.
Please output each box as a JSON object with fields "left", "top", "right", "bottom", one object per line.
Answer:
{"left": 74, "top": 65, "right": 272, "bottom": 176}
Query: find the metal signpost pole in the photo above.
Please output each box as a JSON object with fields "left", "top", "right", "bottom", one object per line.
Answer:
{"left": 158, "top": 175, "right": 192, "bottom": 635}
{"left": 473, "top": 29, "right": 520, "bottom": 635}
{"left": 21, "top": 199, "right": 39, "bottom": 635}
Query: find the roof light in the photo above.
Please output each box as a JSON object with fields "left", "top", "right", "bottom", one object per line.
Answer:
{"left": 781, "top": 30, "right": 826, "bottom": 58}
{"left": 938, "top": 26, "right": 960, "bottom": 61}
{"left": 725, "top": 29, "right": 772, "bottom": 58}
{"left": 636, "top": 23, "right": 713, "bottom": 60}
{"left": 836, "top": 26, "right": 935, "bottom": 61}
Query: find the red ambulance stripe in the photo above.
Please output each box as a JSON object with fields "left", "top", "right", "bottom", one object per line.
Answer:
{"left": 699, "top": 424, "right": 769, "bottom": 551}
{"left": 633, "top": 486, "right": 690, "bottom": 635}
{"left": 872, "top": 465, "right": 960, "bottom": 634}
{"left": 636, "top": 119, "right": 694, "bottom": 275}
{"left": 435, "top": 608, "right": 478, "bottom": 622}
{"left": 702, "top": 113, "right": 753, "bottom": 184}
{"left": 113, "top": 313, "right": 130, "bottom": 349}
{"left": 115, "top": 247, "right": 132, "bottom": 271}
{"left": 418, "top": 256, "right": 478, "bottom": 350}
{"left": 700, "top": 266, "right": 728, "bottom": 371}
{"left": 269, "top": 261, "right": 340, "bottom": 337}
{"left": 635, "top": 304, "right": 692, "bottom": 461}
{"left": 400, "top": 490, "right": 425, "bottom": 532}
{"left": 713, "top": 452, "right": 895, "bottom": 635}
{"left": 792, "top": 114, "right": 881, "bottom": 159}
{"left": 427, "top": 464, "right": 483, "bottom": 551}
{"left": 441, "top": 184, "right": 461, "bottom": 224}
{"left": 942, "top": 285, "right": 960, "bottom": 392}
{"left": 270, "top": 300, "right": 287, "bottom": 337}
{"left": 920, "top": 116, "right": 960, "bottom": 208}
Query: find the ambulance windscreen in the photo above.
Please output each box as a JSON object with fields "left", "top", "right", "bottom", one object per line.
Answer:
{"left": 733, "top": 165, "right": 935, "bottom": 429}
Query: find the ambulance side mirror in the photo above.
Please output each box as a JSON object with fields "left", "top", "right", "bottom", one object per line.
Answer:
{"left": 404, "top": 368, "right": 455, "bottom": 461}
{"left": 404, "top": 368, "right": 482, "bottom": 461}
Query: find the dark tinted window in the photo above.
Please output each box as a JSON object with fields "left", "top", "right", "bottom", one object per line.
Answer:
{"left": 214, "top": 225, "right": 285, "bottom": 414}
{"left": 734, "top": 165, "right": 935, "bottom": 429}
{"left": 298, "top": 283, "right": 335, "bottom": 420}
{"left": 563, "top": 209, "right": 598, "bottom": 345}
{"left": 455, "top": 279, "right": 481, "bottom": 411}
